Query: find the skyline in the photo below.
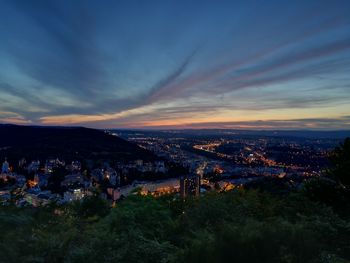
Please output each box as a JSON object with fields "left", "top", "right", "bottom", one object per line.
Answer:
{"left": 1, "top": 0, "right": 350, "bottom": 129}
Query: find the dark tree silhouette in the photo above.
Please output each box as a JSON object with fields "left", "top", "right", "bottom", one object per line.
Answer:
{"left": 329, "top": 138, "right": 350, "bottom": 188}
{"left": 47, "top": 166, "right": 67, "bottom": 194}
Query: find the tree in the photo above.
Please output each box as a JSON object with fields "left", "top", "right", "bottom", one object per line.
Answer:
{"left": 302, "top": 177, "right": 350, "bottom": 215}
{"left": 329, "top": 138, "right": 350, "bottom": 188}
{"left": 47, "top": 166, "right": 67, "bottom": 193}
{"left": 72, "top": 195, "right": 110, "bottom": 219}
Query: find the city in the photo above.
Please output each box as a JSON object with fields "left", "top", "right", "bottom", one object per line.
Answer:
{"left": 1, "top": 0, "right": 350, "bottom": 262}
{"left": 0, "top": 128, "right": 344, "bottom": 207}
{"left": 1, "top": 125, "right": 350, "bottom": 262}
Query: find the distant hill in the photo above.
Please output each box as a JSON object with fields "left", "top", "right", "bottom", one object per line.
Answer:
{"left": 0, "top": 124, "right": 156, "bottom": 164}
{"left": 115, "top": 129, "right": 350, "bottom": 139}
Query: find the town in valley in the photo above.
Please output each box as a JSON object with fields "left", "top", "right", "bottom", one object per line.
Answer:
{"left": 1, "top": 127, "right": 345, "bottom": 207}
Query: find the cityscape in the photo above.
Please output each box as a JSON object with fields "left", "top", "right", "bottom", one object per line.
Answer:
{"left": 1, "top": 0, "right": 350, "bottom": 262}
{"left": 1, "top": 128, "right": 343, "bottom": 207}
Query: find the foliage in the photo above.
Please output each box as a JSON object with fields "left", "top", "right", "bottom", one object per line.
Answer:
{"left": 328, "top": 137, "right": 350, "bottom": 187}
{"left": 47, "top": 167, "right": 68, "bottom": 194}
{"left": 1, "top": 188, "right": 350, "bottom": 263}
{"left": 1, "top": 138, "right": 350, "bottom": 262}
{"left": 302, "top": 177, "right": 350, "bottom": 216}
{"left": 69, "top": 195, "right": 110, "bottom": 220}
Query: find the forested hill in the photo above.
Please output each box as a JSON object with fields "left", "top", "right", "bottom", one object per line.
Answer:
{"left": 0, "top": 124, "right": 156, "bottom": 162}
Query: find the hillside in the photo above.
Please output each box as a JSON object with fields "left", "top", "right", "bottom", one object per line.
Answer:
{"left": 1, "top": 186, "right": 350, "bottom": 262}
{"left": 0, "top": 124, "right": 156, "bottom": 164}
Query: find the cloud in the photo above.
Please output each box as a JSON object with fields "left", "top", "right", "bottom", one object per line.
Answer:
{"left": 147, "top": 49, "right": 197, "bottom": 102}
{"left": 146, "top": 38, "right": 350, "bottom": 102}
{"left": 4, "top": 0, "right": 109, "bottom": 101}
{"left": 0, "top": 0, "right": 350, "bottom": 128}
{"left": 134, "top": 116, "right": 350, "bottom": 130}
{"left": 0, "top": 111, "right": 32, "bottom": 125}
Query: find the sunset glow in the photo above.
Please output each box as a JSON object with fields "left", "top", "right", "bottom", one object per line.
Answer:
{"left": 0, "top": 0, "right": 350, "bottom": 129}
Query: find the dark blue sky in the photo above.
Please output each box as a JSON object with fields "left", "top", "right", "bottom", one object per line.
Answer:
{"left": 1, "top": 0, "right": 350, "bottom": 129}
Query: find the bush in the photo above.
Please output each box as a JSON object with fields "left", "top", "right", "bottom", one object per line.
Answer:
{"left": 1, "top": 190, "right": 350, "bottom": 262}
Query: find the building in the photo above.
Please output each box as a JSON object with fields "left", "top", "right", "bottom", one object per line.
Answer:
{"left": 1, "top": 158, "right": 10, "bottom": 174}
{"left": 91, "top": 168, "right": 103, "bottom": 182}
{"left": 15, "top": 174, "right": 26, "bottom": 187}
{"left": 63, "top": 188, "right": 86, "bottom": 202}
{"left": 24, "top": 191, "right": 51, "bottom": 207}
{"left": 27, "top": 160, "right": 40, "bottom": 173}
{"left": 104, "top": 168, "right": 119, "bottom": 186}
{"left": 71, "top": 161, "right": 81, "bottom": 172}
{"left": 180, "top": 176, "right": 186, "bottom": 198}
{"left": 135, "top": 159, "right": 143, "bottom": 166}
{"left": 107, "top": 187, "right": 121, "bottom": 201}
{"left": 18, "top": 158, "right": 26, "bottom": 168}
{"left": 195, "top": 174, "right": 201, "bottom": 196}
{"left": 155, "top": 161, "right": 167, "bottom": 173}
{"left": 61, "top": 174, "right": 86, "bottom": 187}
{"left": 45, "top": 158, "right": 65, "bottom": 174}
{"left": 180, "top": 174, "right": 201, "bottom": 199}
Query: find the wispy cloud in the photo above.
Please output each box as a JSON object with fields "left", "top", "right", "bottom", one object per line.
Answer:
{"left": 146, "top": 38, "right": 350, "bottom": 102}
{"left": 0, "top": 0, "right": 349, "bottom": 128}
{"left": 132, "top": 116, "right": 350, "bottom": 130}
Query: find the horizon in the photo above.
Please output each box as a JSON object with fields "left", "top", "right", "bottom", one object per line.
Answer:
{"left": 1, "top": 0, "right": 350, "bottom": 129}
{"left": 2, "top": 122, "right": 350, "bottom": 133}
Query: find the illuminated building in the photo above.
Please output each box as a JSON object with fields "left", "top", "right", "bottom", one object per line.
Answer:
{"left": 180, "top": 176, "right": 186, "bottom": 198}
{"left": 1, "top": 158, "right": 9, "bottom": 174}
{"left": 34, "top": 174, "right": 40, "bottom": 185}
{"left": 180, "top": 174, "right": 201, "bottom": 199}
{"left": 103, "top": 168, "right": 119, "bottom": 185}
{"left": 195, "top": 174, "right": 201, "bottom": 196}
{"left": 63, "top": 188, "right": 86, "bottom": 202}
{"left": 45, "top": 158, "right": 64, "bottom": 174}
{"left": 71, "top": 161, "right": 81, "bottom": 171}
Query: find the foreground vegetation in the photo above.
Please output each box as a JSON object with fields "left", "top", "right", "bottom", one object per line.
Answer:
{"left": 1, "top": 138, "right": 349, "bottom": 263}
{"left": 1, "top": 184, "right": 350, "bottom": 263}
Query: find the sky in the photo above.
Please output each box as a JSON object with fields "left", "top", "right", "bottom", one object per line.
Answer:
{"left": 0, "top": 0, "right": 350, "bottom": 130}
